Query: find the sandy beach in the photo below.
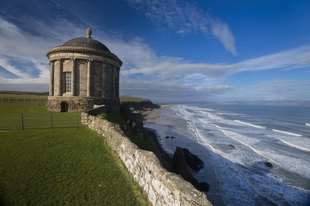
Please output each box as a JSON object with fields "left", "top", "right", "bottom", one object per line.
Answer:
{"left": 142, "top": 104, "right": 173, "bottom": 159}
{"left": 142, "top": 104, "right": 171, "bottom": 123}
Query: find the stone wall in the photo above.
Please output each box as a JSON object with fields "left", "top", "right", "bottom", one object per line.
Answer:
{"left": 81, "top": 112, "right": 212, "bottom": 206}
{"left": 48, "top": 97, "right": 120, "bottom": 112}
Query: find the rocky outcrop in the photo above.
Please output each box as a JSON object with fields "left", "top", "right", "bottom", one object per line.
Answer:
{"left": 172, "top": 147, "right": 209, "bottom": 192}
{"left": 182, "top": 148, "right": 204, "bottom": 171}
{"left": 264, "top": 162, "right": 273, "bottom": 168}
{"left": 82, "top": 113, "right": 212, "bottom": 206}
{"left": 172, "top": 147, "right": 198, "bottom": 184}
{"left": 121, "top": 101, "right": 160, "bottom": 111}
{"left": 198, "top": 182, "right": 210, "bottom": 192}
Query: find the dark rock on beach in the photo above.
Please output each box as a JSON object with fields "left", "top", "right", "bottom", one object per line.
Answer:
{"left": 228, "top": 144, "right": 235, "bottom": 148}
{"left": 172, "top": 147, "right": 209, "bottom": 192}
{"left": 146, "top": 129, "right": 210, "bottom": 193}
{"left": 172, "top": 148, "right": 200, "bottom": 186}
{"left": 198, "top": 182, "right": 210, "bottom": 192}
{"left": 264, "top": 162, "right": 273, "bottom": 168}
{"left": 182, "top": 148, "right": 204, "bottom": 171}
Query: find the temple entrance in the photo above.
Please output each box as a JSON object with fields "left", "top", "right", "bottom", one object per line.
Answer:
{"left": 60, "top": 101, "right": 68, "bottom": 112}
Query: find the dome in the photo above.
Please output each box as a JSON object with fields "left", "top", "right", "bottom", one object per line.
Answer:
{"left": 46, "top": 28, "right": 122, "bottom": 66}
{"left": 62, "top": 37, "right": 111, "bottom": 53}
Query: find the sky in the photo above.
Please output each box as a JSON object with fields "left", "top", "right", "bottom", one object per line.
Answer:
{"left": 0, "top": 0, "right": 309, "bottom": 103}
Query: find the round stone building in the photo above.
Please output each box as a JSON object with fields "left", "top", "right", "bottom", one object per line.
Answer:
{"left": 46, "top": 28, "right": 122, "bottom": 112}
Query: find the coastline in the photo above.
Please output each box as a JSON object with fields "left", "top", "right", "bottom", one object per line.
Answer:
{"left": 142, "top": 104, "right": 171, "bottom": 123}
{"left": 142, "top": 104, "right": 173, "bottom": 167}
{"left": 142, "top": 104, "right": 213, "bottom": 194}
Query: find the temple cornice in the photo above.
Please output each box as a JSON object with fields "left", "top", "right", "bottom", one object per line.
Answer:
{"left": 46, "top": 46, "right": 122, "bottom": 66}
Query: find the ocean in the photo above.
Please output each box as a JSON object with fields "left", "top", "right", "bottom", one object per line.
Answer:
{"left": 144, "top": 104, "right": 310, "bottom": 206}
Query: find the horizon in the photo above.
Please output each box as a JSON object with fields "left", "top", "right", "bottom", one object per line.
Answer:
{"left": 0, "top": 0, "right": 309, "bottom": 103}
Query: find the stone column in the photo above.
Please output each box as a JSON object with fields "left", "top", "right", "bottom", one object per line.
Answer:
{"left": 111, "top": 66, "right": 115, "bottom": 98}
{"left": 106, "top": 64, "right": 112, "bottom": 98}
{"left": 101, "top": 63, "right": 106, "bottom": 97}
{"left": 116, "top": 68, "right": 119, "bottom": 98}
{"left": 49, "top": 61, "right": 54, "bottom": 96}
{"left": 87, "top": 59, "right": 92, "bottom": 97}
{"left": 57, "top": 59, "right": 63, "bottom": 96}
{"left": 71, "top": 58, "right": 76, "bottom": 96}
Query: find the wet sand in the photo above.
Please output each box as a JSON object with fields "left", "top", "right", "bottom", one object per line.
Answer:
{"left": 142, "top": 104, "right": 171, "bottom": 123}
{"left": 142, "top": 104, "right": 172, "bottom": 156}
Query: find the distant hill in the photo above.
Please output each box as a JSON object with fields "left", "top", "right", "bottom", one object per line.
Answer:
{"left": 120, "top": 95, "right": 150, "bottom": 102}
{"left": 0, "top": 92, "right": 152, "bottom": 103}
{"left": 218, "top": 100, "right": 310, "bottom": 106}
{"left": 0, "top": 91, "right": 49, "bottom": 96}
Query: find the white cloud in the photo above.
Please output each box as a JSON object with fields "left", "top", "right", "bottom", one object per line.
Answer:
{"left": 120, "top": 74, "right": 233, "bottom": 103}
{"left": 211, "top": 21, "right": 237, "bottom": 56}
{"left": 237, "top": 46, "right": 310, "bottom": 72}
{"left": 1, "top": 13, "right": 310, "bottom": 102}
{"left": 176, "top": 29, "right": 186, "bottom": 35}
{"left": 0, "top": 56, "right": 31, "bottom": 79}
{"left": 250, "top": 80, "right": 310, "bottom": 93}
{"left": 126, "top": 0, "right": 238, "bottom": 55}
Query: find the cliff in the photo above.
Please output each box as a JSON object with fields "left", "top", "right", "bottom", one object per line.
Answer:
{"left": 82, "top": 99, "right": 212, "bottom": 205}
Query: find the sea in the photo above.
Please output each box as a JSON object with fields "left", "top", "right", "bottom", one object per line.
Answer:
{"left": 144, "top": 104, "right": 310, "bottom": 206}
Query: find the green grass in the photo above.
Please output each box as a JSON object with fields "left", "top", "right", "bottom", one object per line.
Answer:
{"left": 0, "top": 94, "right": 48, "bottom": 105}
{"left": 0, "top": 103, "right": 50, "bottom": 114}
{"left": 0, "top": 93, "right": 47, "bottom": 98}
{"left": 120, "top": 95, "right": 150, "bottom": 102}
{"left": 0, "top": 104, "right": 84, "bottom": 130}
{"left": 0, "top": 128, "right": 149, "bottom": 206}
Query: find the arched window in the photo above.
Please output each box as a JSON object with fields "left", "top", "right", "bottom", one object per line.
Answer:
{"left": 63, "top": 72, "right": 72, "bottom": 93}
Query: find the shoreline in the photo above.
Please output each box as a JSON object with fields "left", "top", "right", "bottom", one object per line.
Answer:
{"left": 141, "top": 104, "right": 171, "bottom": 123}
{"left": 142, "top": 105, "right": 211, "bottom": 194}
{"left": 142, "top": 104, "right": 173, "bottom": 166}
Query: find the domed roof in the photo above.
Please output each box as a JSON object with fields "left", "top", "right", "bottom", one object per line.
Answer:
{"left": 46, "top": 28, "right": 122, "bottom": 66}
{"left": 62, "top": 37, "right": 111, "bottom": 53}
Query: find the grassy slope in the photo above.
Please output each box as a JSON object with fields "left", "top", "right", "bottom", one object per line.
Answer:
{"left": 0, "top": 93, "right": 149, "bottom": 104}
{"left": 0, "top": 104, "right": 84, "bottom": 129}
{"left": 0, "top": 103, "right": 150, "bottom": 205}
{"left": 0, "top": 103, "right": 50, "bottom": 113}
{"left": 0, "top": 94, "right": 48, "bottom": 105}
{"left": 0, "top": 128, "right": 149, "bottom": 206}
{"left": 120, "top": 95, "right": 150, "bottom": 102}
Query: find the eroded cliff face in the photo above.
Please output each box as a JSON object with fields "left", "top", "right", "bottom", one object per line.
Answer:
{"left": 81, "top": 110, "right": 212, "bottom": 206}
{"left": 121, "top": 101, "right": 160, "bottom": 110}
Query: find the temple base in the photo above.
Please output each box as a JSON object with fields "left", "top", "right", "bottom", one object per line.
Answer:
{"left": 48, "top": 96, "right": 120, "bottom": 112}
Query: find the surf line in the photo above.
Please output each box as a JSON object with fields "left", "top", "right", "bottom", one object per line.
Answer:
{"left": 234, "top": 120, "right": 303, "bottom": 137}
{"left": 211, "top": 123, "right": 274, "bottom": 163}
{"left": 234, "top": 120, "right": 265, "bottom": 129}
{"left": 306, "top": 123, "right": 310, "bottom": 127}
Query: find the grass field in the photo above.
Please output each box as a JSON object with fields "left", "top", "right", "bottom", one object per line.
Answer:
{"left": 119, "top": 95, "right": 150, "bottom": 102}
{"left": 0, "top": 93, "right": 149, "bottom": 104}
{"left": 0, "top": 101, "right": 150, "bottom": 205}
{"left": 0, "top": 104, "right": 84, "bottom": 130}
{"left": 0, "top": 94, "right": 48, "bottom": 105}
{"left": 0, "top": 128, "right": 149, "bottom": 206}
{"left": 0, "top": 103, "right": 49, "bottom": 114}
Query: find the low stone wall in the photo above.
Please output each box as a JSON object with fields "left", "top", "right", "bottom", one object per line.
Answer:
{"left": 48, "top": 97, "right": 120, "bottom": 112}
{"left": 82, "top": 112, "right": 212, "bottom": 206}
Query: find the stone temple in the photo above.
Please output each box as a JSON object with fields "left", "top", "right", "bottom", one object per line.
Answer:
{"left": 46, "top": 28, "right": 122, "bottom": 112}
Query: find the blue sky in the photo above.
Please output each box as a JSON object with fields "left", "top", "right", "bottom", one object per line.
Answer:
{"left": 0, "top": 0, "right": 309, "bottom": 103}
